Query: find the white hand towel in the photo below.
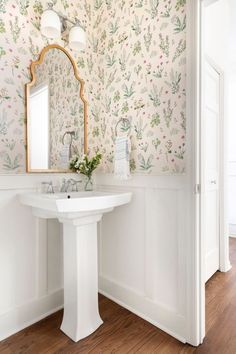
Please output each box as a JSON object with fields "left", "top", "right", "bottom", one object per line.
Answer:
{"left": 60, "top": 144, "right": 70, "bottom": 169}
{"left": 114, "top": 136, "right": 131, "bottom": 179}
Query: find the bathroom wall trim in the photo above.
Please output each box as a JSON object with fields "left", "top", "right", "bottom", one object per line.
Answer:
{"left": 96, "top": 172, "right": 189, "bottom": 343}
{"left": 95, "top": 173, "right": 186, "bottom": 189}
{"left": 0, "top": 173, "right": 76, "bottom": 190}
{"left": 99, "top": 276, "right": 186, "bottom": 343}
{"left": 0, "top": 173, "right": 188, "bottom": 343}
{"left": 0, "top": 289, "right": 63, "bottom": 341}
{"left": 184, "top": 0, "right": 202, "bottom": 346}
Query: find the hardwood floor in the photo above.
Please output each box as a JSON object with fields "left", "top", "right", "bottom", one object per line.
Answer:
{"left": 1, "top": 238, "right": 236, "bottom": 354}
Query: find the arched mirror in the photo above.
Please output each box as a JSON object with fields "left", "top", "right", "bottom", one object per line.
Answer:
{"left": 25, "top": 44, "right": 88, "bottom": 172}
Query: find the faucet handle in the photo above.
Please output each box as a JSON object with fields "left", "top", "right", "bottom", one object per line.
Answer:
{"left": 60, "top": 178, "right": 68, "bottom": 193}
{"left": 69, "top": 178, "right": 82, "bottom": 183}
{"left": 69, "top": 178, "right": 82, "bottom": 192}
{"left": 42, "top": 181, "right": 54, "bottom": 194}
{"left": 61, "top": 178, "right": 66, "bottom": 186}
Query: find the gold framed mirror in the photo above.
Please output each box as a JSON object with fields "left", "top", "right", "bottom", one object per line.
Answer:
{"left": 25, "top": 44, "right": 88, "bottom": 173}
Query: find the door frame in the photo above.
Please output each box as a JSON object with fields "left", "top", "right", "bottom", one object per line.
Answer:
{"left": 201, "top": 56, "right": 229, "bottom": 278}
{"left": 187, "top": 0, "right": 231, "bottom": 345}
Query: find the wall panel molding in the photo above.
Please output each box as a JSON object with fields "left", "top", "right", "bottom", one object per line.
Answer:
{"left": 0, "top": 289, "right": 63, "bottom": 341}
{"left": 0, "top": 173, "right": 75, "bottom": 191}
{"left": 97, "top": 174, "right": 188, "bottom": 342}
{"left": 0, "top": 175, "right": 64, "bottom": 340}
{"left": 99, "top": 276, "right": 186, "bottom": 343}
{"left": 0, "top": 173, "right": 189, "bottom": 343}
{"left": 95, "top": 173, "right": 186, "bottom": 190}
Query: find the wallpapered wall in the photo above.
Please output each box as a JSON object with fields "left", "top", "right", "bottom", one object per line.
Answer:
{"left": 88, "top": 0, "right": 187, "bottom": 174}
{"left": 0, "top": 0, "right": 186, "bottom": 175}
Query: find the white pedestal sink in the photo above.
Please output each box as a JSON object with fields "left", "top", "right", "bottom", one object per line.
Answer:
{"left": 19, "top": 190, "right": 132, "bottom": 342}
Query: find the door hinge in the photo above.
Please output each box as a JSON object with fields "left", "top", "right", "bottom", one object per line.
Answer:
{"left": 195, "top": 184, "right": 201, "bottom": 194}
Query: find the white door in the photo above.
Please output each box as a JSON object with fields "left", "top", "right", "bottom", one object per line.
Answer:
{"left": 202, "top": 58, "right": 221, "bottom": 282}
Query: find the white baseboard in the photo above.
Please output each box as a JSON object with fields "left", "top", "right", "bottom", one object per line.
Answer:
{"left": 0, "top": 289, "right": 63, "bottom": 341}
{"left": 220, "top": 261, "right": 232, "bottom": 273}
{"left": 0, "top": 277, "right": 187, "bottom": 343}
{"left": 229, "top": 224, "right": 236, "bottom": 237}
{"left": 99, "top": 275, "right": 186, "bottom": 344}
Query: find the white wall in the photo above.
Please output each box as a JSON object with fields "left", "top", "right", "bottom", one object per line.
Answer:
{"left": 204, "top": 0, "right": 236, "bottom": 236}
{"left": 204, "top": 0, "right": 231, "bottom": 70}
{"left": 228, "top": 74, "right": 236, "bottom": 234}
{"left": 0, "top": 174, "right": 64, "bottom": 340}
{"left": 97, "top": 174, "right": 188, "bottom": 342}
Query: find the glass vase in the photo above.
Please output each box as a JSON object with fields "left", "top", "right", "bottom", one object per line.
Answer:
{"left": 84, "top": 175, "right": 93, "bottom": 191}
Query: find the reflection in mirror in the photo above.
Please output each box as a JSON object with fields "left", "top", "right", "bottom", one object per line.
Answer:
{"left": 26, "top": 45, "right": 87, "bottom": 172}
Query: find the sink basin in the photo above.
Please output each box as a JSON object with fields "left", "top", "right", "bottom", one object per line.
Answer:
{"left": 19, "top": 189, "right": 132, "bottom": 342}
{"left": 19, "top": 190, "right": 132, "bottom": 214}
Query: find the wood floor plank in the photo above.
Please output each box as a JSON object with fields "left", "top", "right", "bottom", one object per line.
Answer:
{"left": 126, "top": 331, "right": 169, "bottom": 353}
{"left": 1, "top": 238, "right": 236, "bottom": 354}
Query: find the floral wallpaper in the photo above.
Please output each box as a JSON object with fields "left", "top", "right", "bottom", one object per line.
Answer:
{"left": 33, "top": 48, "right": 84, "bottom": 169}
{"left": 0, "top": 0, "right": 186, "bottom": 175}
{"left": 88, "top": 0, "right": 187, "bottom": 174}
{"left": 0, "top": 0, "right": 90, "bottom": 172}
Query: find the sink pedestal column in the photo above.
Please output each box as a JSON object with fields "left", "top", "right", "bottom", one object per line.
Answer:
{"left": 59, "top": 214, "right": 103, "bottom": 342}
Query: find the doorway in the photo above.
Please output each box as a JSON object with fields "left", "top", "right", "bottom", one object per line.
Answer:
{"left": 193, "top": 0, "right": 234, "bottom": 344}
{"left": 201, "top": 57, "right": 222, "bottom": 282}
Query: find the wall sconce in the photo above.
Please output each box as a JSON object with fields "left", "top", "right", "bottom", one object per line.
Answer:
{"left": 40, "top": 3, "right": 86, "bottom": 51}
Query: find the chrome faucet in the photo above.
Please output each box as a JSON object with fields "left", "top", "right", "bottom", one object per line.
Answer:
{"left": 60, "top": 178, "right": 69, "bottom": 193}
{"left": 60, "top": 178, "right": 81, "bottom": 193}
{"left": 69, "top": 178, "right": 82, "bottom": 192}
{"left": 42, "top": 181, "right": 54, "bottom": 194}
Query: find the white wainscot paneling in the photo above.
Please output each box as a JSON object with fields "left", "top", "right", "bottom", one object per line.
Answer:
{"left": 229, "top": 162, "right": 236, "bottom": 235}
{"left": 0, "top": 190, "right": 37, "bottom": 313}
{"left": 96, "top": 173, "right": 187, "bottom": 342}
{"left": 0, "top": 173, "right": 188, "bottom": 343}
{"left": 0, "top": 174, "right": 65, "bottom": 340}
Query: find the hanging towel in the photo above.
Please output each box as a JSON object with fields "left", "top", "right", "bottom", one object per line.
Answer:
{"left": 60, "top": 144, "right": 70, "bottom": 169}
{"left": 114, "top": 136, "right": 131, "bottom": 179}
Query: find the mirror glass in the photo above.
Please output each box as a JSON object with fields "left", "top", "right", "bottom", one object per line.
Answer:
{"left": 26, "top": 45, "right": 87, "bottom": 172}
